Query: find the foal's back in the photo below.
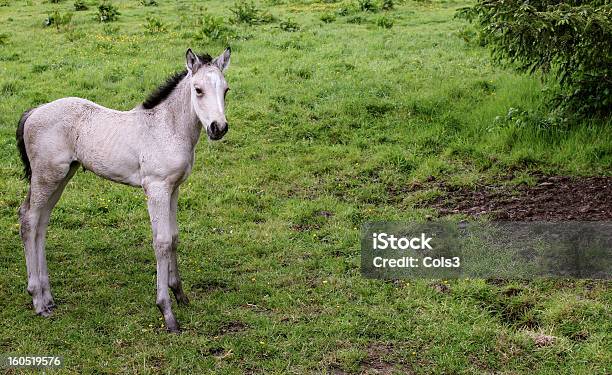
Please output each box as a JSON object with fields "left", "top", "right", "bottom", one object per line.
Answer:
{"left": 25, "top": 97, "right": 144, "bottom": 186}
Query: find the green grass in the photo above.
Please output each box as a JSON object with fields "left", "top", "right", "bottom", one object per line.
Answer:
{"left": 0, "top": 0, "right": 610, "bottom": 373}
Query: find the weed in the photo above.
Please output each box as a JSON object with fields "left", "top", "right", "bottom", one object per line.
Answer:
{"left": 376, "top": 15, "right": 393, "bottom": 29}
{"left": 143, "top": 16, "right": 166, "bottom": 34}
{"left": 357, "top": 0, "right": 377, "bottom": 12}
{"left": 194, "top": 14, "right": 235, "bottom": 42}
{"left": 336, "top": 6, "right": 353, "bottom": 16}
{"left": 279, "top": 18, "right": 300, "bottom": 32}
{"left": 98, "top": 2, "right": 120, "bottom": 22}
{"left": 102, "top": 23, "right": 120, "bottom": 35}
{"left": 0, "top": 32, "right": 9, "bottom": 45}
{"left": 346, "top": 15, "right": 364, "bottom": 24}
{"left": 65, "top": 28, "right": 85, "bottom": 41}
{"left": 229, "top": 1, "right": 273, "bottom": 25}
{"left": 140, "top": 0, "right": 158, "bottom": 6}
{"left": 44, "top": 9, "right": 73, "bottom": 30}
{"left": 230, "top": 1, "right": 257, "bottom": 24}
{"left": 454, "top": 26, "right": 486, "bottom": 47}
{"left": 320, "top": 13, "right": 336, "bottom": 23}
{"left": 74, "top": 0, "right": 87, "bottom": 10}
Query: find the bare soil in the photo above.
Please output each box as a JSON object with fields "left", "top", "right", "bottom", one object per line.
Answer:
{"left": 423, "top": 175, "right": 612, "bottom": 221}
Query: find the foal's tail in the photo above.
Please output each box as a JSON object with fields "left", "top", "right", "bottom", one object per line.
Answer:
{"left": 16, "top": 108, "right": 36, "bottom": 182}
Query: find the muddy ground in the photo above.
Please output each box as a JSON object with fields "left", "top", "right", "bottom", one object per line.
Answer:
{"left": 423, "top": 175, "right": 611, "bottom": 221}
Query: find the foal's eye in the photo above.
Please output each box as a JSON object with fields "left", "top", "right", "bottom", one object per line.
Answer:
{"left": 194, "top": 87, "right": 203, "bottom": 96}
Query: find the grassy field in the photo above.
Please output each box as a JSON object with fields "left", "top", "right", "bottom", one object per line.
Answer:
{"left": 0, "top": 0, "right": 610, "bottom": 373}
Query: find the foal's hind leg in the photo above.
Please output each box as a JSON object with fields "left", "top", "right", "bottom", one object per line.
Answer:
{"left": 168, "top": 186, "right": 189, "bottom": 305}
{"left": 20, "top": 160, "right": 77, "bottom": 316}
{"left": 35, "top": 162, "right": 79, "bottom": 312}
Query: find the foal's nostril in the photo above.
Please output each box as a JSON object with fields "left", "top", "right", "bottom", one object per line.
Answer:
{"left": 207, "top": 121, "right": 227, "bottom": 140}
{"left": 210, "top": 121, "right": 219, "bottom": 134}
{"left": 219, "top": 122, "right": 228, "bottom": 135}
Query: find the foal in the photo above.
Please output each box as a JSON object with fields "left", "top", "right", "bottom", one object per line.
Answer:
{"left": 16, "top": 48, "right": 231, "bottom": 332}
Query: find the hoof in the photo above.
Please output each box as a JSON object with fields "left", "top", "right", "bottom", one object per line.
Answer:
{"left": 164, "top": 314, "right": 181, "bottom": 333}
{"left": 36, "top": 307, "right": 53, "bottom": 318}
{"left": 33, "top": 298, "right": 55, "bottom": 318}
{"left": 166, "top": 324, "right": 181, "bottom": 334}
{"left": 176, "top": 294, "right": 190, "bottom": 306}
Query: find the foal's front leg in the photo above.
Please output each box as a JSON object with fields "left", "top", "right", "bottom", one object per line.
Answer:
{"left": 145, "top": 181, "right": 180, "bottom": 333}
{"left": 168, "top": 186, "right": 189, "bottom": 305}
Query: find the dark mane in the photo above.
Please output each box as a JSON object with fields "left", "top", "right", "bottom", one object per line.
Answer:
{"left": 142, "top": 53, "right": 213, "bottom": 109}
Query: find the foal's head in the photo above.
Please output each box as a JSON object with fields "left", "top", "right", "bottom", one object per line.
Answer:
{"left": 185, "top": 48, "right": 231, "bottom": 141}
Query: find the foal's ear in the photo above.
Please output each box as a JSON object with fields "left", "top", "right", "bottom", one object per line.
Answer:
{"left": 185, "top": 48, "right": 202, "bottom": 73}
{"left": 213, "top": 47, "right": 231, "bottom": 73}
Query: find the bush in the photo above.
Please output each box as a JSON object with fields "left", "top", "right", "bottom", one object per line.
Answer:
{"left": 457, "top": 0, "right": 612, "bottom": 117}
{"left": 74, "top": 0, "right": 87, "bottom": 10}
{"left": 279, "top": 18, "right": 300, "bottom": 32}
{"left": 98, "top": 2, "right": 119, "bottom": 22}
{"left": 143, "top": 16, "right": 166, "bottom": 34}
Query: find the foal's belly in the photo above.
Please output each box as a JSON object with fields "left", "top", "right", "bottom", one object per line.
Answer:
{"left": 80, "top": 156, "right": 142, "bottom": 187}
{"left": 85, "top": 163, "right": 142, "bottom": 187}
{"left": 75, "top": 132, "right": 143, "bottom": 187}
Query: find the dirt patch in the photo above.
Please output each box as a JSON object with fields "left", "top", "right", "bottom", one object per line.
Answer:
{"left": 190, "top": 279, "right": 234, "bottom": 294}
{"left": 218, "top": 320, "right": 248, "bottom": 335}
{"left": 327, "top": 364, "right": 350, "bottom": 375}
{"left": 291, "top": 210, "right": 334, "bottom": 232}
{"left": 525, "top": 332, "right": 557, "bottom": 347}
{"left": 423, "top": 175, "right": 612, "bottom": 221}
{"left": 326, "top": 343, "right": 416, "bottom": 375}
{"left": 430, "top": 282, "right": 450, "bottom": 294}
{"left": 360, "top": 343, "right": 415, "bottom": 375}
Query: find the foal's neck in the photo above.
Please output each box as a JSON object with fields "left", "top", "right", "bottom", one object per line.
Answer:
{"left": 160, "top": 76, "right": 202, "bottom": 152}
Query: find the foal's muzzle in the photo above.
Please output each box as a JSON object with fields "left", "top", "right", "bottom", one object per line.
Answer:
{"left": 207, "top": 121, "right": 228, "bottom": 141}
